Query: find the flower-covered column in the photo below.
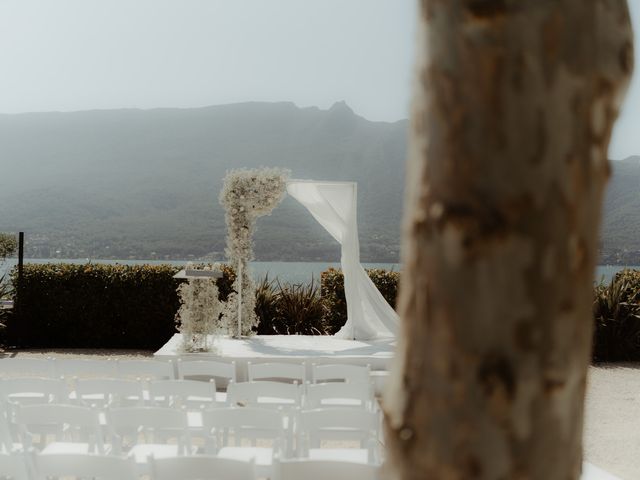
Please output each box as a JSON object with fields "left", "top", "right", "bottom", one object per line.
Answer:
{"left": 219, "top": 167, "right": 289, "bottom": 336}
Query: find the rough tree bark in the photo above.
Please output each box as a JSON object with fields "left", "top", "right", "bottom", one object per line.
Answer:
{"left": 384, "top": 1, "right": 633, "bottom": 479}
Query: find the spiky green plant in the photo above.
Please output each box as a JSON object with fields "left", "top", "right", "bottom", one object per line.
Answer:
{"left": 254, "top": 277, "right": 329, "bottom": 335}
{"left": 593, "top": 271, "right": 640, "bottom": 362}
{"left": 254, "top": 276, "right": 280, "bottom": 335}
{"left": 273, "top": 279, "right": 328, "bottom": 335}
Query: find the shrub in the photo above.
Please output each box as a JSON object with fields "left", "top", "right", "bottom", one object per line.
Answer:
{"left": 593, "top": 269, "right": 640, "bottom": 362}
{"left": 5, "top": 263, "right": 235, "bottom": 350}
{"left": 254, "top": 277, "right": 330, "bottom": 335}
{"left": 321, "top": 267, "right": 400, "bottom": 333}
{"left": 254, "top": 276, "right": 280, "bottom": 334}
{"left": 0, "top": 233, "right": 16, "bottom": 260}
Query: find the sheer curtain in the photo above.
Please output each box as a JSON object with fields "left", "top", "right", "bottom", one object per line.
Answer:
{"left": 286, "top": 180, "right": 398, "bottom": 340}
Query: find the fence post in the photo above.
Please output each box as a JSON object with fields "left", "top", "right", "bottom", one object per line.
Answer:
{"left": 17, "top": 232, "right": 24, "bottom": 282}
{"left": 15, "top": 231, "right": 24, "bottom": 318}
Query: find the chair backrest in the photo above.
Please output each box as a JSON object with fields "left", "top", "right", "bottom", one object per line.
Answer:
{"left": 177, "top": 359, "right": 236, "bottom": 384}
{"left": 248, "top": 362, "right": 306, "bottom": 383}
{"left": 298, "top": 408, "right": 378, "bottom": 447}
{"left": 311, "top": 364, "right": 370, "bottom": 384}
{"left": 54, "top": 359, "right": 118, "bottom": 378}
{"left": 74, "top": 378, "right": 144, "bottom": 408}
{"left": 14, "top": 403, "right": 105, "bottom": 453}
{"left": 148, "top": 379, "right": 218, "bottom": 408}
{"left": 116, "top": 359, "right": 174, "bottom": 380}
{"left": 304, "top": 381, "right": 374, "bottom": 410}
{"left": 0, "top": 358, "right": 55, "bottom": 378}
{"left": 149, "top": 454, "right": 256, "bottom": 480}
{"left": 203, "top": 407, "right": 285, "bottom": 447}
{"left": 0, "top": 452, "right": 30, "bottom": 480}
{"left": 228, "top": 381, "right": 301, "bottom": 409}
{"left": 33, "top": 452, "right": 137, "bottom": 480}
{"left": 0, "top": 377, "right": 68, "bottom": 405}
{"left": 274, "top": 459, "right": 380, "bottom": 480}
{"left": 107, "top": 406, "right": 190, "bottom": 452}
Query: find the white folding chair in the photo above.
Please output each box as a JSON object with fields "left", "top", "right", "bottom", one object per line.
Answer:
{"left": 0, "top": 377, "right": 68, "bottom": 405}
{"left": 32, "top": 452, "right": 137, "bottom": 480}
{"left": 148, "top": 379, "right": 221, "bottom": 409}
{"left": 54, "top": 359, "right": 118, "bottom": 379}
{"left": 228, "top": 381, "right": 301, "bottom": 410}
{"left": 177, "top": 359, "right": 236, "bottom": 383}
{"left": 203, "top": 406, "right": 287, "bottom": 476}
{"left": 304, "top": 381, "right": 375, "bottom": 411}
{"left": 248, "top": 362, "right": 306, "bottom": 383}
{"left": 117, "top": 359, "right": 174, "bottom": 380}
{"left": 13, "top": 403, "right": 106, "bottom": 454}
{"left": 107, "top": 406, "right": 194, "bottom": 469}
{"left": 0, "top": 451, "right": 30, "bottom": 480}
{"left": 73, "top": 378, "right": 144, "bottom": 408}
{"left": 274, "top": 458, "right": 380, "bottom": 480}
{"left": 0, "top": 358, "right": 55, "bottom": 378}
{"left": 177, "top": 360, "right": 236, "bottom": 402}
{"left": 297, "top": 408, "right": 380, "bottom": 464}
{"left": 311, "top": 364, "right": 371, "bottom": 384}
{"left": 149, "top": 454, "right": 256, "bottom": 480}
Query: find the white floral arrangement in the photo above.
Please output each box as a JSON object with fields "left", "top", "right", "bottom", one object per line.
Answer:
{"left": 219, "top": 167, "right": 290, "bottom": 335}
{"left": 175, "top": 263, "right": 227, "bottom": 352}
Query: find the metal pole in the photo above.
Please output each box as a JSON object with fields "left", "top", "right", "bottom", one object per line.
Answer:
{"left": 16, "top": 232, "right": 24, "bottom": 318}
{"left": 237, "top": 260, "right": 242, "bottom": 338}
{"left": 18, "top": 232, "right": 24, "bottom": 280}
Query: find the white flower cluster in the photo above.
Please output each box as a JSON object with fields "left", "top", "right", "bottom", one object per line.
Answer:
{"left": 175, "top": 264, "right": 226, "bottom": 352}
{"left": 219, "top": 167, "right": 290, "bottom": 334}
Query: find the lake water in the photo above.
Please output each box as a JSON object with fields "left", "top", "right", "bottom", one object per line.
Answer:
{"left": 0, "top": 259, "right": 633, "bottom": 285}
{"left": 0, "top": 258, "right": 399, "bottom": 285}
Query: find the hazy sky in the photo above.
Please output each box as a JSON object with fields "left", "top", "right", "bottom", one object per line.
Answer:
{"left": 0, "top": 0, "right": 416, "bottom": 121}
{"left": 0, "top": 0, "right": 638, "bottom": 158}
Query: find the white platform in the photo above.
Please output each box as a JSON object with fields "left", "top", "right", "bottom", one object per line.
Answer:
{"left": 154, "top": 334, "right": 395, "bottom": 382}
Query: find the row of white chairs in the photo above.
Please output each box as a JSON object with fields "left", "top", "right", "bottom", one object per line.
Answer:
{"left": 1, "top": 405, "right": 381, "bottom": 476}
{"left": 0, "top": 357, "right": 383, "bottom": 386}
{"left": 0, "top": 377, "right": 377, "bottom": 412}
{"left": 0, "top": 451, "right": 381, "bottom": 480}
{"left": 2, "top": 404, "right": 380, "bottom": 454}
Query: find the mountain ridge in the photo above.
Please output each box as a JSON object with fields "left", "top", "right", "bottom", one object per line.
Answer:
{"left": 0, "top": 101, "right": 407, "bottom": 261}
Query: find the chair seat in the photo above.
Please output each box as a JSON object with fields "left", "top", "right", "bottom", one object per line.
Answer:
{"left": 42, "top": 442, "right": 111, "bottom": 455}
{"left": 318, "top": 398, "right": 364, "bottom": 408}
{"left": 0, "top": 443, "right": 23, "bottom": 454}
{"left": 218, "top": 446, "right": 273, "bottom": 466}
{"left": 308, "top": 448, "right": 370, "bottom": 464}
{"left": 128, "top": 444, "right": 198, "bottom": 464}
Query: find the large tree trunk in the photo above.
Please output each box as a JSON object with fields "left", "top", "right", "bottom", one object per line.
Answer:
{"left": 384, "top": 1, "right": 633, "bottom": 479}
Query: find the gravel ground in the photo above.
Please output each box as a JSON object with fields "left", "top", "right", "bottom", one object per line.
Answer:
{"left": 4, "top": 350, "right": 638, "bottom": 478}
{"left": 584, "top": 364, "right": 640, "bottom": 480}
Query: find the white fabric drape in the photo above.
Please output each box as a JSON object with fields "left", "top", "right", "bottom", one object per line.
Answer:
{"left": 286, "top": 180, "right": 398, "bottom": 340}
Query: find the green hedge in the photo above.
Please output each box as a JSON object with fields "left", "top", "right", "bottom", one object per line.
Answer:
{"left": 320, "top": 267, "right": 400, "bottom": 333}
{"left": 5, "top": 263, "right": 237, "bottom": 350}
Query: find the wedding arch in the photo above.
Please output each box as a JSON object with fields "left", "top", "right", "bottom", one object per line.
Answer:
{"left": 220, "top": 168, "right": 398, "bottom": 341}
